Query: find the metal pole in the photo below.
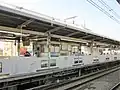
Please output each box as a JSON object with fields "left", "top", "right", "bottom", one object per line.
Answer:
{"left": 90, "top": 40, "right": 94, "bottom": 55}
{"left": 18, "top": 25, "right": 25, "bottom": 56}
{"left": 17, "top": 38, "right": 20, "bottom": 56}
{"left": 47, "top": 32, "right": 51, "bottom": 68}
{"left": 79, "top": 69, "right": 81, "bottom": 76}
{"left": 79, "top": 43, "right": 82, "bottom": 54}
{"left": 18, "top": 26, "right": 23, "bottom": 56}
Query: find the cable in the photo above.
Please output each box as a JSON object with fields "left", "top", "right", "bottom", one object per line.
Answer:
{"left": 98, "top": 0, "right": 120, "bottom": 19}
{"left": 86, "top": 0, "right": 120, "bottom": 24}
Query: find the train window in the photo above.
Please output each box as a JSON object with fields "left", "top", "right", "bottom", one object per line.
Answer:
{"left": 60, "top": 53, "right": 68, "bottom": 56}
{"left": 74, "top": 60, "right": 78, "bottom": 64}
{"left": 72, "top": 46, "right": 78, "bottom": 53}
{"left": 106, "top": 57, "right": 109, "bottom": 60}
{"left": 51, "top": 44, "right": 60, "bottom": 53}
{"left": 50, "top": 63, "right": 56, "bottom": 67}
{"left": 41, "top": 64, "right": 48, "bottom": 68}
{"left": 79, "top": 60, "right": 82, "bottom": 63}
{"left": 50, "top": 59, "right": 56, "bottom": 67}
{"left": 93, "top": 59, "right": 99, "bottom": 62}
{"left": 0, "top": 62, "right": 2, "bottom": 73}
{"left": 41, "top": 60, "right": 48, "bottom": 68}
{"left": 51, "top": 52, "right": 59, "bottom": 57}
{"left": 114, "top": 57, "right": 117, "bottom": 60}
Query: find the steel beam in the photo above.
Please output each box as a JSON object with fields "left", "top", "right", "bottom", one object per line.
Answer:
{"left": 93, "top": 37, "right": 103, "bottom": 41}
{"left": 81, "top": 35, "right": 92, "bottom": 39}
{"left": 17, "top": 19, "right": 34, "bottom": 28}
{"left": 97, "top": 39, "right": 107, "bottom": 42}
{"left": 66, "top": 31, "right": 80, "bottom": 37}
{"left": 0, "top": 4, "right": 119, "bottom": 44}
{"left": 0, "top": 25, "right": 45, "bottom": 36}
{"left": 0, "top": 25, "right": 114, "bottom": 46}
{"left": 0, "top": 13, "right": 25, "bottom": 20}
{"left": 46, "top": 27, "right": 65, "bottom": 33}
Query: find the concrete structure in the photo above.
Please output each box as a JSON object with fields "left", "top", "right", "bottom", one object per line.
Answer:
{"left": 0, "top": 3, "right": 119, "bottom": 57}
{"left": 0, "top": 3, "right": 119, "bottom": 76}
{"left": 0, "top": 3, "right": 120, "bottom": 90}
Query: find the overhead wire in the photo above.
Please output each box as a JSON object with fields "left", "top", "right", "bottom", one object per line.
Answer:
{"left": 86, "top": 0, "right": 120, "bottom": 24}
{"left": 98, "top": 0, "right": 120, "bottom": 19}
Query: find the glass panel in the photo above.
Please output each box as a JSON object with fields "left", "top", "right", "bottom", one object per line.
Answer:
{"left": 72, "top": 46, "right": 78, "bottom": 53}
{"left": 41, "top": 63, "right": 48, "bottom": 68}
{"left": 68, "top": 45, "right": 71, "bottom": 51}
{"left": 79, "top": 60, "right": 82, "bottom": 63}
{"left": 44, "top": 45, "right": 48, "bottom": 52}
{"left": 55, "top": 46, "right": 59, "bottom": 52}
{"left": 62, "top": 43, "right": 68, "bottom": 51}
{"left": 51, "top": 46, "right": 54, "bottom": 52}
{"left": 74, "top": 61, "right": 78, "bottom": 64}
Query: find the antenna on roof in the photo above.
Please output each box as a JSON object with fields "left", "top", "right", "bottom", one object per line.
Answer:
{"left": 83, "top": 20, "right": 86, "bottom": 28}
{"left": 64, "top": 16, "right": 78, "bottom": 24}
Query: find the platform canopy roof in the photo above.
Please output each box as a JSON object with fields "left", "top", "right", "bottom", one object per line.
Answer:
{"left": 0, "top": 3, "right": 120, "bottom": 46}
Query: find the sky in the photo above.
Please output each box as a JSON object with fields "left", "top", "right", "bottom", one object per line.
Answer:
{"left": 0, "top": 0, "right": 120, "bottom": 41}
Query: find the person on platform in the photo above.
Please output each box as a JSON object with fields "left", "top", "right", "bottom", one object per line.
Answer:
{"left": 20, "top": 47, "right": 31, "bottom": 57}
{"left": 24, "top": 51, "right": 31, "bottom": 57}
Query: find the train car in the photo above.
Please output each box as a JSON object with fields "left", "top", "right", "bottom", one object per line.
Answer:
{"left": 0, "top": 54, "right": 119, "bottom": 76}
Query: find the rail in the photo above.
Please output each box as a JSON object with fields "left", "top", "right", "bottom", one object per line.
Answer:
{"left": 26, "top": 64, "right": 120, "bottom": 90}
{"left": 110, "top": 82, "right": 120, "bottom": 90}
{"left": 0, "top": 60, "right": 119, "bottom": 90}
{"left": 0, "top": 60, "right": 114, "bottom": 83}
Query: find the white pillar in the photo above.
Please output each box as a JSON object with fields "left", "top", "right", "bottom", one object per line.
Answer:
{"left": 46, "top": 32, "right": 51, "bottom": 68}
{"left": 90, "top": 41, "right": 93, "bottom": 55}
{"left": 79, "top": 69, "right": 81, "bottom": 76}
{"left": 79, "top": 44, "right": 82, "bottom": 54}
{"left": 17, "top": 38, "right": 20, "bottom": 56}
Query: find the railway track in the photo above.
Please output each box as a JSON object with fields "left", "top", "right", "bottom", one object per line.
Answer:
{"left": 110, "top": 82, "right": 120, "bottom": 90}
{"left": 26, "top": 65, "right": 120, "bottom": 90}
